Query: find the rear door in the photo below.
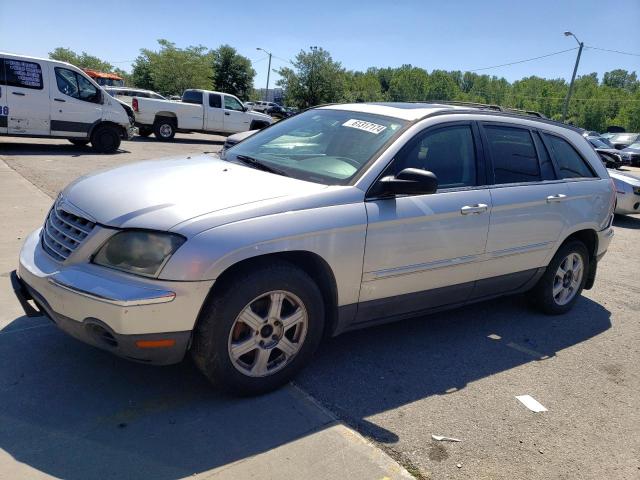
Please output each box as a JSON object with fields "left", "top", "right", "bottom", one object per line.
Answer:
{"left": 50, "top": 66, "right": 103, "bottom": 137}
{"left": 222, "top": 95, "right": 251, "bottom": 133}
{"left": 477, "top": 123, "right": 569, "bottom": 291}
{"left": 0, "top": 58, "right": 7, "bottom": 134}
{"left": 4, "top": 57, "right": 49, "bottom": 135}
{"left": 205, "top": 93, "right": 224, "bottom": 131}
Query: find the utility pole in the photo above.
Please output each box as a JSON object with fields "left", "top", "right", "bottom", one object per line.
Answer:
{"left": 256, "top": 47, "right": 272, "bottom": 101}
{"left": 562, "top": 32, "right": 584, "bottom": 123}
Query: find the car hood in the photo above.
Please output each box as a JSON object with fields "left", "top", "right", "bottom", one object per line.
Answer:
{"left": 249, "top": 111, "right": 272, "bottom": 121}
{"left": 621, "top": 146, "right": 640, "bottom": 154}
{"left": 61, "top": 155, "right": 326, "bottom": 232}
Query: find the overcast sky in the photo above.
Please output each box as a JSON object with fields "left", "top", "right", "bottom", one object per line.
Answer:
{"left": 1, "top": 0, "right": 638, "bottom": 89}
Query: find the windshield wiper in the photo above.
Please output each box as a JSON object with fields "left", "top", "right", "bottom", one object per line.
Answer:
{"left": 234, "top": 155, "right": 289, "bottom": 177}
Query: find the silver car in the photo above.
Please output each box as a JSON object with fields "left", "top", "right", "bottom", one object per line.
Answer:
{"left": 609, "top": 169, "right": 640, "bottom": 214}
{"left": 13, "top": 103, "right": 616, "bottom": 394}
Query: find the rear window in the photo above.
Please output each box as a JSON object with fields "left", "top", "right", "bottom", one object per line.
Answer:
{"left": 542, "top": 133, "right": 595, "bottom": 179}
{"left": 4, "top": 58, "right": 43, "bottom": 89}
{"left": 484, "top": 125, "right": 541, "bottom": 184}
{"left": 182, "top": 90, "right": 203, "bottom": 104}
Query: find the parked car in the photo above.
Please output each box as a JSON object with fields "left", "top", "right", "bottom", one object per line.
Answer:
{"left": 244, "top": 101, "right": 255, "bottom": 111}
{"left": 587, "top": 136, "right": 628, "bottom": 168}
{"left": 608, "top": 169, "right": 640, "bottom": 215}
{"left": 105, "top": 87, "right": 166, "bottom": 106}
{"left": 12, "top": 102, "right": 616, "bottom": 395}
{"left": 0, "top": 52, "right": 134, "bottom": 152}
{"left": 221, "top": 129, "right": 258, "bottom": 154}
{"left": 253, "top": 101, "right": 279, "bottom": 113}
{"left": 132, "top": 89, "right": 272, "bottom": 140}
{"left": 620, "top": 142, "right": 640, "bottom": 167}
{"left": 610, "top": 132, "right": 640, "bottom": 150}
{"left": 266, "top": 104, "right": 292, "bottom": 119}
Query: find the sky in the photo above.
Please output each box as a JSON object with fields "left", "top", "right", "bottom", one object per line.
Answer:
{"left": 1, "top": 0, "right": 639, "bottom": 90}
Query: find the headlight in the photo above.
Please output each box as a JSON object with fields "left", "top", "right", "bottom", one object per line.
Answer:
{"left": 93, "top": 231, "right": 185, "bottom": 277}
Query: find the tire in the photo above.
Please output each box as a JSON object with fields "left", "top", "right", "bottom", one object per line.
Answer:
{"left": 191, "top": 261, "right": 325, "bottom": 395}
{"left": 530, "top": 240, "right": 589, "bottom": 315}
{"left": 153, "top": 118, "right": 176, "bottom": 140}
{"left": 90, "top": 125, "right": 121, "bottom": 153}
{"left": 138, "top": 126, "right": 153, "bottom": 137}
{"left": 68, "top": 139, "right": 90, "bottom": 147}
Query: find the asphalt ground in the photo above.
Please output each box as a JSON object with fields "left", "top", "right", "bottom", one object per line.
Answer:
{"left": 1, "top": 133, "right": 639, "bottom": 479}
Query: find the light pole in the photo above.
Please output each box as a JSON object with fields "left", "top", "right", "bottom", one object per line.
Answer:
{"left": 256, "top": 47, "right": 272, "bottom": 101}
{"left": 562, "top": 31, "right": 584, "bottom": 123}
{"left": 309, "top": 46, "right": 318, "bottom": 107}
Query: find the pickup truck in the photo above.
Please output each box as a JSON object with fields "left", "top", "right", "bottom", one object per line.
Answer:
{"left": 132, "top": 89, "right": 273, "bottom": 140}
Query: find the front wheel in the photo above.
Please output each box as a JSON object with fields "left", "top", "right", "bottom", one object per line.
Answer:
{"left": 530, "top": 240, "right": 589, "bottom": 315}
{"left": 191, "top": 261, "right": 324, "bottom": 395}
{"left": 91, "top": 125, "right": 121, "bottom": 153}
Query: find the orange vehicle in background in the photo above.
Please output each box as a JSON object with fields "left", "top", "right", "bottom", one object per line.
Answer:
{"left": 83, "top": 68, "right": 124, "bottom": 87}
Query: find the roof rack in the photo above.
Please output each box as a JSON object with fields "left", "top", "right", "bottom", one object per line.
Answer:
{"left": 429, "top": 100, "right": 546, "bottom": 119}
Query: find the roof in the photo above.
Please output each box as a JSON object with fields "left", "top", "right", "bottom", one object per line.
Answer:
{"left": 321, "top": 102, "right": 470, "bottom": 121}
{"left": 83, "top": 68, "right": 123, "bottom": 80}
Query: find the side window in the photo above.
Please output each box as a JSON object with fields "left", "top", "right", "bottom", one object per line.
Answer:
{"left": 224, "top": 96, "right": 244, "bottom": 111}
{"left": 182, "top": 90, "right": 203, "bottom": 104}
{"left": 484, "top": 125, "right": 541, "bottom": 184}
{"left": 532, "top": 132, "right": 556, "bottom": 181}
{"left": 209, "top": 93, "right": 222, "bottom": 108}
{"left": 55, "top": 67, "right": 80, "bottom": 98}
{"left": 392, "top": 125, "right": 477, "bottom": 189}
{"left": 5, "top": 59, "right": 43, "bottom": 90}
{"left": 76, "top": 73, "right": 101, "bottom": 103}
{"left": 542, "top": 133, "right": 595, "bottom": 179}
{"left": 0, "top": 58, "right": 6, "bottom": 85}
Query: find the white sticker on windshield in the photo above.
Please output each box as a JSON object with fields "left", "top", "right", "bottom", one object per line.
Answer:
{"left": 342, "top": 119, "right": 387, "bottom": 135}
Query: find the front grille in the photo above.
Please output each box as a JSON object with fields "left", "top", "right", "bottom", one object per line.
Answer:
{"left": 41, "top": 206, "right": 95, "bottom": 261}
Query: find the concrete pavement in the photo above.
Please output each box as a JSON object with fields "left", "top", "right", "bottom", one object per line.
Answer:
{"left": 0, "top": 158, "right": 412, "bottom": 480}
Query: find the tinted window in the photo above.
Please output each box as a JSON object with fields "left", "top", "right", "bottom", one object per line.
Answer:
{"left": 209, "top": 93, "right": 222, "bottom": 108}
{"left": 532, "top": 132, "right": 556, "bottom": 181}
{"left": 0, "top": 59, "right": 5, "bottom": 84}
{"left": 55, "top": 68, "right": 101, "bottom": 103}
{"left": 5, "top": 59, "right": 43, "bottom": 89}
{"left": 182, "top": 90, "right": 203, "bottom": 104}
{"left": 392, "top": 125, "right": 477, "bottom": 189}
{"left": 543, "top": 133, "right": 595, "bottom": 179}
{"left": 484, "top": 125, "right": 540, "bottom": 184}
{"left": 224, "top": 96, "right": 244, "bottom": 111}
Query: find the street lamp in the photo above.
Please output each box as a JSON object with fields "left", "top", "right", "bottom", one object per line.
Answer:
{"left": 562, "top": 31, "right": 584, "bottom": 123}
{"left": 256, "top": 47, "right": 272, "bottom": 101}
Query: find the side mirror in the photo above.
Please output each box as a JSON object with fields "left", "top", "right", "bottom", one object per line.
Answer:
{"left": 377, "top": 168, "right": 438, "bottom": 196}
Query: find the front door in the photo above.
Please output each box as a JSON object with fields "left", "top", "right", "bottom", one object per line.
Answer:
{"left": 359, "top": 122, "right": 491, "bottom": 324}
{"left": 223, "top": 95, "right": 251, "bottom": 133}
{"left": 49, "top": 66, "right": 103, "bottom": 137}
{"left": 0, "top": 58, "right": 7, "bottom": 134}
{"left": 206, "top": 93, "right": 225, "bottom": 132}
{"left": 4, "top": 57, "right": 49, "bottom": 135}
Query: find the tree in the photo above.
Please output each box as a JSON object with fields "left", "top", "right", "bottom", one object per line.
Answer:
{"left": 49, "top": 47, "right": 114, "bottom": 71}
{"left": 133, "top": 39, "right": 213, "bottom": 96}
{"left": 211, "top": 45, "right": 255, "bottom": 100}
{"left": 387, "top": 65, "right": 429, "bottom": 101}
{"left": 276, "top": 47, "right": 345, "bottom": 108}
{"left": 603, "top": 69, "right": 638, "bottom": 92}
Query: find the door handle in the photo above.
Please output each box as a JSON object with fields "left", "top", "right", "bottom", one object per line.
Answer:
{"left": 54, "top": 98, "right": 66, "bottom": 102}
{"left": 224, "top": 112, "right": 230, "bottom": 116}
{"left": 546, "top": 194, "right": 567, "bottom": 203}
{"left": 460, "top": 204, "right": 488, "bottom": 215}
{"left": 12, "top": 91, "right": 25, "bottom": 96}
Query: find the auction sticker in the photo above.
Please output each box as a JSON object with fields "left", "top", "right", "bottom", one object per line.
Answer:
{"left": 342, "top": 119, "right": 387, "bottom": 134}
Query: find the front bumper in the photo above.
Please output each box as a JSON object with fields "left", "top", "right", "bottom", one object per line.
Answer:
{"left": 15, "top": 229, "right": 214, "bottom": 365}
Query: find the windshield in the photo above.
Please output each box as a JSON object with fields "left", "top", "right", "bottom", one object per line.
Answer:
{"left": 224, "top": 109, "right": 407, "bottom": 185}
{"left": 589, "top": 138, "right": 609, "bottom": 148}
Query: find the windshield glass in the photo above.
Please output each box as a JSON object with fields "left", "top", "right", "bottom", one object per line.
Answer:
{"left": 224, "top": 109, "right": 407, "bottom": 185}
{"left": 589, "top": 138, "right": 609, "bottom": 148}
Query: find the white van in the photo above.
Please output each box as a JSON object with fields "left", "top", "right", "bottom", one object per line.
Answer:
{"left": 0, "top": 53, "right": 135, "bottom": 153}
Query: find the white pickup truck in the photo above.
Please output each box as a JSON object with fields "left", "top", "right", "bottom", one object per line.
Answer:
{"left": 132, "top": 89, "right": 273, "bottom": 140}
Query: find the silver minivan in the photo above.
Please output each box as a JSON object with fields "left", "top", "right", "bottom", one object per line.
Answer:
{"left": 13, "top": 102, "right": 616, "bottom": 394}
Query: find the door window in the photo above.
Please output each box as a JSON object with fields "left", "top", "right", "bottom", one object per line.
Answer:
{"left": 55, "top": 68, "right": 101, "bottom": 103}
{"left": 224, "top": 96, "right": 244, "bottom": 111}
{"left": 484, "top": 125, "right": 541, "bottom": 184}
{"left": 209, "top": 93, "right": 222, "bottom": 108}
{"left": 4, "top": 59, "right": 43, "bottom": 89}
{"left": 542, "top": 133, "right": 595, "bottom": 179}
{"left": 391, "top": 125, "right": 477, "bottom": 189}
{"left": 182, "top": 90, "right": 203, "bottom": 104}
{"left": 0, "top": 58, "right": 5, "bottom": 85}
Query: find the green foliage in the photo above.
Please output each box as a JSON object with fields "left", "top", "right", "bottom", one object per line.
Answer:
{"left": 276, "top": 48, "right": 346, "bottom": 108}
{"left": 49, "top": 47, "right": 114, "bottom": 71}
{"left": 132, "top": 40, "right": 213, "bottom": 96}
{"left": 211, "top": 45, "right": 255, "bottom": 100}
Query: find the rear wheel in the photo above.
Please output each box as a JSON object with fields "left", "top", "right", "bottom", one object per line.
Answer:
{"left": 91, "top": 125, "right": 121, "bottom": 153}
{"left": 530, "top": 240, "right": 588, "bottom": 315}
{"left": 153, "top": 118, "right": 176, "bottom": 140}
{"left": 191, "top": 261, "right": 324, "bottom": 395}
{"left": 68, "top": 139, "right": 90, "bottom": 147}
